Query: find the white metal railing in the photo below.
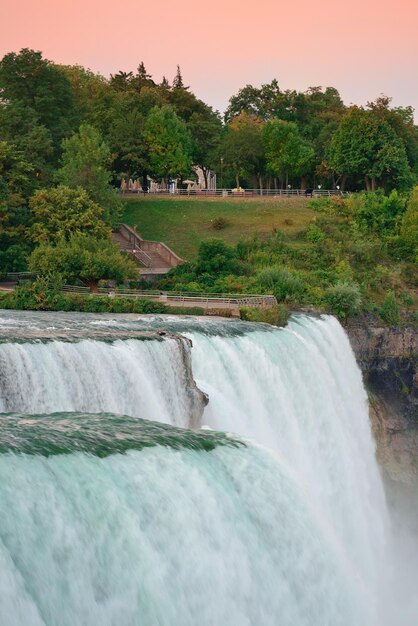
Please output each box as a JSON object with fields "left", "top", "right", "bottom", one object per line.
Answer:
{"left": 61, "top": 286, "right": 277, "bottom": 308}
{"left": 120, "top": 188, "right": 349, "bottom": 198}
{"left": 131, "top": 248, "right": 152, "bottom": 268}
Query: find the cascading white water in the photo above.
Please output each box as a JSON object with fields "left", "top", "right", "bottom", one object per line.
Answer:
{"left": 0, "top": 337, "right": 199, "bottom": 427}
{"left": 0, "top": 435, "right": 372, "bottom": 626}
{"left": 0, "top": 311, "right": 396, "bottom": 625}
{"left": 187, "top": 314, "right": 388, "bottom": 599}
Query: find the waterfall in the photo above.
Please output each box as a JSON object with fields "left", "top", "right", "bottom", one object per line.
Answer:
{"left": 187, "top": 314, "right": 387, "bottom": 592}
{"left": 0, "top": 311, "right": 396, "bottom": 624}
{"left": 0, "top": 335, "right": 205, "bottom": 428}
{"left": 0, "top": 419, "right": 372, "bottom": 626}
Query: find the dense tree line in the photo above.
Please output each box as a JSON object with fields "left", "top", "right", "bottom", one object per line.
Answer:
{"left": 0, "top": 48, "right": 417, "bottom": 278}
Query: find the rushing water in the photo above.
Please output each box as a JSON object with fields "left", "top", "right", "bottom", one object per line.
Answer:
{"left": 0, "top": 310, "right": 404, "bottom": 625}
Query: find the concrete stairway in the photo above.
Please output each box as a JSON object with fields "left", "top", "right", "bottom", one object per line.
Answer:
{"left": 112, "top": 225, "right": 182, "bottom": 276}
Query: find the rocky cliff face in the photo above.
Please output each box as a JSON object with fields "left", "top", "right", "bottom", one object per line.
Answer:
{"left": 346, "top": 321, "right": 418, "bottom": 485}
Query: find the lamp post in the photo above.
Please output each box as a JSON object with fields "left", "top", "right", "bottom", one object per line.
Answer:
{"left": 220, "top": 157, "right": 224, "bottom": 190}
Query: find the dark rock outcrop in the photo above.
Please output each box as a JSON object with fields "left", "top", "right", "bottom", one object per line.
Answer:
{"left": 346, "top": 320, "right": 417, "bottom": 484}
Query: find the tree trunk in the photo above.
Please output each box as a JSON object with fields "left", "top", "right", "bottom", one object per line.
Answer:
{"left": 142, "top": 171, "right": 148, "bottom": 193}
{"left": 301, "top": 176, "right": 307, "bottom": 190}
{"left": 371, "top": 177, "right": 376, "bottom": 191}
{"left": 340, "top": 174, "right": 347, "bottom": 191}
{"left": 203, "top": 168, "right": 208, "bottom": 190}
{"left": 235, "top": 172, "right": 240, "bottom": 188}
{"left": 259, "top": 174, "right": 263, "bottom": 195}
{"left": 86, "top": 280, "right": 99, "bottom": 293}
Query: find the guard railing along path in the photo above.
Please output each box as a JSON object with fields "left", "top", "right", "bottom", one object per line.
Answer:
{"left": 61, "top": 286, "right": 277, "bottom": 311}
{"left": 120, "top": 188, "right": 350, "bottom": 198}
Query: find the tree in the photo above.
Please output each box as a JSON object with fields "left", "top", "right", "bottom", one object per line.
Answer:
{"left": 188, "top": 108, "right": 222, "bottom": 188}
{"left": 108, "top": 108, "right": 148, "bottom": 182}
{"left": 367, "top": 96, "right": 418, "bottom": 178}
{"left": 172, "top": 65, "right": 187, "bottom": 90}
{"left": 263, "top": 119, "right": 314, "bottom": 187}
{"left": 399, "top": 188, "right": 418, "bottom": 260}
{"left": 28, "top": 234, "right": 137, "bottom": 291}
{"left": 133, "top": 62, "right": 155, "bottom": 91}
{"left": 328, "top": 107, "right": 413, "bottom": 191}
{"left": 0, "top": 141, "right": 34, "bottom": 272}
{"left": 57, "top": 65, "right": 116, "bottom": 136}
{"left": 220, "top": 113, "right": 266, "bottom": 188}
{"left": 30, "top": 186, "right": 110, "bottom": 243}
{"left": 56, "top": 124, "right": 121, "bottom": 224}
{"left": 110, "top": 71, "right": 134, "bottom": 92}
{"left": 0, "top": 48, "right": 76, "bottom": 156}
{"left": 0, "top": 101, "right": 54, "bottom": 183}
{"left": 144, "top": 105, "right": 192, "bottom": 183}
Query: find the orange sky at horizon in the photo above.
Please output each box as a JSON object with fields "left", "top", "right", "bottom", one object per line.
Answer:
{"left": 1, "top": 0, "right": 417, "bottom": 116}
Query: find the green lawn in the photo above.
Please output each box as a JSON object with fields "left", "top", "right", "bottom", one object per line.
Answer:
{"left": 122, "top": 196, "right": 315, "bottom": 259}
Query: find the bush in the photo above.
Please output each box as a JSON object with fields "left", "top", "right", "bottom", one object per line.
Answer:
{"left": 380, "top": 291, "right": 400, "bottom": 325}
{"left": 240, "top": 304, "right": 289, "bottom": 327}
{"left": 399, "top": 188, "right": 418, "bottom": 259}
{"left": 256, "top": 266, "right": 306, "bottom": 303}
{"left": 324, "top": 281, "right": 362, "bottom": 320}
{"left": 195, "top": 239, "right": 239, "bottom": 275}
{"left": 211, "top": 217, "right": 229, "bottom": 230}
{"left": 400, "top": 291, "right": 415, "bottom": 307}
{"left": 306, "top": 223, "right": 325, "bottom": 243}
{"left": 29, "top": 234, "right": 137, "bottom": 288}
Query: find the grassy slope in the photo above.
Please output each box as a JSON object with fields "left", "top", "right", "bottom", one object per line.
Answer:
{"left": 122, "top": 196, "right": 314, "bottom": 259}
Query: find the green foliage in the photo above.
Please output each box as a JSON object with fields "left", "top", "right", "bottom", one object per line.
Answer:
{"left": 0, "top": 48, "right": 76, "bottom": 157}
{"left": 187, "top": 108, "right": 223, "bottom": 178}
{"left": 263, "top": 119, "right": 314, "bottom": 182}
{"left": 56, "top": 124, "right": 121, "bottom": 225}
{"left": 328, "top": 107, "right": 413, "bottom": 190}
{"left": 28, "top": 235, "right": 137, "bottom": 287}
{"left": 350, "top": 190, "right": 407, "bottom": 233}
{"left": 306, "top": 223, "right": 325, "bottom": 243}
{"left": 195, "top": 239, "right": 239, "bottom": 275}
{"left": 240, "top": 304, "right": 289, "bottom": 327}
{"left": 380, "top": 291, "right": 400, "bottom": 325}
{"left": 30, "top": 186, "right": 110, "bottom": 242}
{"left": 0, "top": 141, "right": 35, "bottom": 272}
{"left": 399, "top": 188, "right": 418, "bottom": 259}
{"left": 324, "top": 281, "right": 362, "bottom": 319}
{"left": 220, "top": 113, "right": 265, "bottom": 188}
{"left": 256, "top": 266, "right": 306, "bottom": 303}
{"left": 212, "top": 216, "right": 229, "bottom": 230}
{"left": 144, "top": 105, "right": 192, "bottom": 181}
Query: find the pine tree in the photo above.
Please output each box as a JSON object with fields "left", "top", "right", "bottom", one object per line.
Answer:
{"left": 137, "top": 61, "right": 152, "bottom": 82}
{"left": 172, "top": 65, "right": 188, "bottom": 90}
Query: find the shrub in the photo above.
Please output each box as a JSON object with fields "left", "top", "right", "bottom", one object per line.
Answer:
{"left": 257, "top": 266, "right": 306, "bottom": 303}
{"left": 400, "top": 291, "right": 415, "bottom": 307}
{"left": 211, "top": 217, "right": 229, "bottom": 230}
{"left": 240, "top": 304, "right": 289, "bottom": 327}
{"left": 380, "top": 291, "right": 400, "bottom": 325}
{"left": 399, "top": 188, "right": 418, "bottom": 259}
{"left": 29, "top": 234, "right": 137, "bottom": 288}
{"left": 306, "top": 223, "right": 325, "bottom": 243}
{"left": 195, "top": 239, "right": 239, "bottom": 275}
{"left": 324, "top": 281, "right": 362, "bottom": 320}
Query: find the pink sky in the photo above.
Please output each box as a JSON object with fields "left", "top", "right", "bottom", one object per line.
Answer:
{"left": 1, "top": 0, "right": 417, "bottom": 117}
